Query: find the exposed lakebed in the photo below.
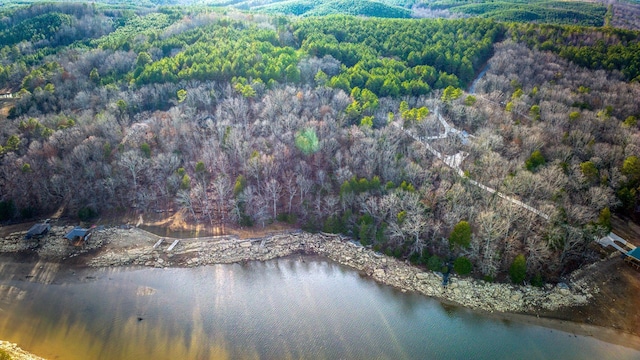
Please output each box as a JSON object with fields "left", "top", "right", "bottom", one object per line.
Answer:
{"left": 0, "top": 255, "right": 638, "bottom": 360}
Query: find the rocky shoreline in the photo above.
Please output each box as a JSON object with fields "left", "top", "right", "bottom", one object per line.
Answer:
{"left": 0, "top": 341, "right": 45, "bottom": 360}
{"left": 0, "top": 225, "right": 595, "bottom": 314}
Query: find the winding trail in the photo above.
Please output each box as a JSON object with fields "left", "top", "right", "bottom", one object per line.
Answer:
{"left": 393, "top": 109, "right": 550, "bottom": 220}
{"left": 468, "top": 62, "right": 491, "bottom": 94}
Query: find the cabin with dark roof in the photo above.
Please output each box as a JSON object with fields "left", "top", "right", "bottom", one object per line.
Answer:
{"left": 25, "top": 222, "right": 50, "bottom": 240}
{"left": 64, "top": 227, "right": 92, "bottom": 246}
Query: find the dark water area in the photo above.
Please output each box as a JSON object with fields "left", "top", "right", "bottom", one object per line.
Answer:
{"left": 0, "top": 256, "right": 638, "bottom": 359}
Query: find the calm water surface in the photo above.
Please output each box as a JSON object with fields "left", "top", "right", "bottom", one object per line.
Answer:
{"left": 0, "top": 256, "right": 638, "bottom": 359}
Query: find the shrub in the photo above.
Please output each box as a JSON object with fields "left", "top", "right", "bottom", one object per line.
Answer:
{"left": 20, "top": 207, "right": 36, "bottom": 219}
{"left": 0, "top": 348, "right": 13, "bottom": 360}
{"left": 409, "top": 251, "right": 421, "bottom": 264}
{"left": 180, "top": 174, "right": 191, "bottom": 190}
{"left": 78, "top": 207, "right": 98, "bottom": 222}
{"left": 140, "top": 142, "right": 151, "bottom": 158}
{"left": 525, "top": 150, "right": 545, "bottom": 172}
{"left": 449, "top": 220, "right": 471, "bottom": 249}
{"left": 623, "top": 115, "right": 637, "bottom": 128}
{"left": 233, "top": 174, "right": 246, "bottom": 196}
{"left": 531, "top": 273, "right": 544, "bottom": 287}
{"left": 0, "top": 200, "right": 16, "bottom": 221}
{"left": 509, "top": 254, "right": 527, "bottom": 284}
{"left": 580, "top": 161, "right": 598, "bottom": 182}
{"left": 420, "top": 248, "right": 430, "bottom": 264}
{"left": 622, "top": 156, "right": 640, "bottom": 184}
{"left": 441, "top": 85, "right": 463, "bottom": 101}
{"left": 464, "top": 95, "right": 476, "bottom": 106}
{"left": 239, "top": 213, "right": 253, "bottom": 227}
{"left": 598, "top": 207, "right": 611, "bottom": 230}
{"left": 301, "top": 218, "right": 319, "bottom": 232}
{"left": 453, "top": 257, "right": 472, "bottom": 275}
{"left": 323, "top": 215, "right": 345, "bottom": 234}
{"left": 426, "top": 255, "right": 442, "bottom": 272}
{"left": 276, "top": 212, "right": 297, "bottom": 224}
{"left": 295, "top": 128, "right": 320, "bottom": 155}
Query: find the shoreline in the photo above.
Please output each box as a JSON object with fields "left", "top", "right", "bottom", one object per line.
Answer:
{"left": 0, "top": 341, "right": 46, "bottom": 360}
{"left": 82, "top": 227, "right": 596, "bottom": 313}
{"left": 0, "top": 225, "right": 609, "bottom": 313}
{"left": 1, "top": 225, "right": 640, "bottom": 353}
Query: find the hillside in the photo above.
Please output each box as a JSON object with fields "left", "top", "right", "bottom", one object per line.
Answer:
{"left": 255, "top": 0, "right": 412, "bottom": 18}
{"left": 417, "top": 0, "right": 607, "bottom": 26}
{"left": 0, "top": 1, "right": 639, "bottom": 284}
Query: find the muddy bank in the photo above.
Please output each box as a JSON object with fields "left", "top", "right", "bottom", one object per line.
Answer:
{"left": 0, "top": 226, "right": 595, "bottom": 314}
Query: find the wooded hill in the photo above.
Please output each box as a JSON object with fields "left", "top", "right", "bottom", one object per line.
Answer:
{"left": 255, "top": 0, "right": 412, "bottom": 18}
{"left": 1, "top": 2, "right": 640, "bottom": 283}
{"left": 425, "top": 0, "right": 607, "bottom": 27}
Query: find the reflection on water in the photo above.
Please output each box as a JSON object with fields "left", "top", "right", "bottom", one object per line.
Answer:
{"left": 0, "top": 256, "right": 638, "bottom": 360}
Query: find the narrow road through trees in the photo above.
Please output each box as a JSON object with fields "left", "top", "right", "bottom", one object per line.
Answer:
{"left": 394, "top": 109, "right": 550, "bottom": 220}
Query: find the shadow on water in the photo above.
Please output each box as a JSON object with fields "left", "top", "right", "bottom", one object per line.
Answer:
{"left": 439, "top": 301, "right": 462, "bottom": 318}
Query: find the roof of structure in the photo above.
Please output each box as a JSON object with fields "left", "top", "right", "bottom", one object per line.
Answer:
{"left": 627, "top": 247, "right": 640, "bottom": 261}
{"left": 64, "top": 227, "right": 89, "bottom": 240}
{"left": 25, "top": 223, "right": 50, "bottom": 239}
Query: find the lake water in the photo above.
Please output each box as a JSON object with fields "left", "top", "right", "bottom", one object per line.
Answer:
{"left": 0, "top": 256, "right": 638, "bottom": 359}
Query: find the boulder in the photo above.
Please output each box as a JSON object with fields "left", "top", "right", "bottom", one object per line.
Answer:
{"left": 573, "top": 294, "right": 587, "bottom": 304}
{"left": 416, "top": 272, "right": 430, "bottom": 280}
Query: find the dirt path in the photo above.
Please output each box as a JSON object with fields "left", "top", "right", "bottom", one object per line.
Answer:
{"left": 394, "top": 111, "right": 549, "bottom": 220}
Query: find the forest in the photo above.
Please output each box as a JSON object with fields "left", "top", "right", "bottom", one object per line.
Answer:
{"left": 0, "top": 1, "right": 640, "bottom": 284}
{"left": 423, "top": 0, "right": 607, "bottom": 26}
